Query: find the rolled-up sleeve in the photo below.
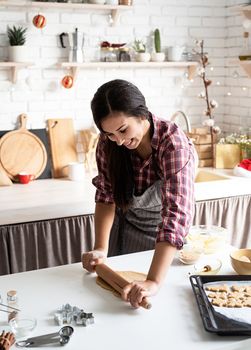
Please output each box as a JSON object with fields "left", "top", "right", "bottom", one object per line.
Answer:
{"left": 156, "top": 136, "right": 195, "bottom": 249}
{"left": 92, "top": 136, "right": 114, "bottom": 204}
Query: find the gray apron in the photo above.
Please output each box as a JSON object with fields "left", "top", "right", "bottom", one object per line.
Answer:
{"left": 108, "top": 180, "right": 162, "bottom": 256}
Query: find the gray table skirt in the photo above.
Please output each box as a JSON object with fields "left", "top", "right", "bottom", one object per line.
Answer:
{"left": 0, "top": 215, "right": 94, "bottom": 275}
{"left": 1, "top": 194, "right": 250, "bottom": 276}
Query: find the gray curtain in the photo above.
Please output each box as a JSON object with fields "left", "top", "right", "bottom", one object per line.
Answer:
{"left": 0, "top": 215, "right": 94, "bottom": 275}
{"left": 194, "top": 195, "right": 251, "bottom": 248}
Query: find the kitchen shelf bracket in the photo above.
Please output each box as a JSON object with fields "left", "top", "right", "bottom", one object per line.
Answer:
{"left": 0, "top": 62, "right": 34, "bottom": 84}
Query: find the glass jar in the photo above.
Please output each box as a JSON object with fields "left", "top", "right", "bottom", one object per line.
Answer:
{"left": 101, "top": 47, "right": 117, "bottom": 62}
{"left": 118, "top": 47, "right": 131, "bottom": 61}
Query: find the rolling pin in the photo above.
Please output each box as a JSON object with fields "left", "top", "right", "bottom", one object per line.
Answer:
{"left": 95, "top": 264, "right": 152, "bottom": 310}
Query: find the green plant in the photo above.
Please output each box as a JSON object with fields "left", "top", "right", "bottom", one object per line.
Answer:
{"left": 132, "top": 39, "right": 146, "bottom": 53}
{"left": 154, "top": 28, "right": 161, "bottom": 53}
{"left": 7, "top": 25, "right": 27, "bottom": 46}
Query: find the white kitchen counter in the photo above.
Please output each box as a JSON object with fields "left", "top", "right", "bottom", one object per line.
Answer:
{"left": 0, "top": 168, "right": 251, "bottom": 225}
{"left": 0, "top": 249, "right": 250, "bottom": 350}
{"left": 0, "top": 174, "right": 96, "bottom": 225}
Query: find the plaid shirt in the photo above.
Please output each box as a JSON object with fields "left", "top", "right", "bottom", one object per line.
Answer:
{"left": 92, "top": 115, "right": 195, "bottom": 249}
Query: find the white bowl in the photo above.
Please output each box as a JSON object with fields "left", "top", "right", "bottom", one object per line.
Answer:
{"left": 187, "top": 225, "right": 228, "bottom": 254}
{"left": 9, "top": 316, "right": 37, "bottom": 339}
{"left": 178, "top": 244, "right": 203, "bottom": 265}
{"left": 194, "top": 258, "right": 222, "bottom": 275}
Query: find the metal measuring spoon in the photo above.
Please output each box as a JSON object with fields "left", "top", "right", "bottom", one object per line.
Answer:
{"left": 16, "top": 326, "right": 74, "bottom": 347}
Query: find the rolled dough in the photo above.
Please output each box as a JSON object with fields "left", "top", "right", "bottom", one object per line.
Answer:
{"left": 96, "top": 271, "right": 147, "bottom": 298}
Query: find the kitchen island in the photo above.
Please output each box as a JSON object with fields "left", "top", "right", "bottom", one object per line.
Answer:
{"left": 0, "top": 249, "right": 250, "bottom": 350}
{"left": 0, "top": 168, "right": 251, "bottom": 275}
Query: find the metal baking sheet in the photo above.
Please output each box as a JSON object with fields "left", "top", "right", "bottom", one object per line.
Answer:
{"left": 189, "top": 275, "right": 251, "bottom": 336}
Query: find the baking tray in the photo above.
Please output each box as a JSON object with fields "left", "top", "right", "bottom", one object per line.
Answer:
{"left": 190, "top": 275, "right": 251, "bottom": 336}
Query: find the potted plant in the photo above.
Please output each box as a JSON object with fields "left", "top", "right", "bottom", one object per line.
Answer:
{"left": 132, "top": 39, "right": 150, "bottom": 62}
{"left": 151, "top": 28, "right": 165, "bottom": 62}
{"left": 7, "top": 25, "right": 28, "bottom": 62}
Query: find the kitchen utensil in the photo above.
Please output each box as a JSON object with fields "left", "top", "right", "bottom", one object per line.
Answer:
{"left": 0, "top": 128, "right": 52, "bottom": 180}
{"left": 47, "top": 118, "right": 78, "bottom": 178}
{"left": 0, "top": 114, "right": 47, "bottom": 181}
{"left": 15, "top": 326, "right": 74, "bottom": 348}
{"left": 0, "top": 167, "right": 12, "bottom": 186}
{"left": 230, "top": 249, "right": 251, "bottom": 275}
{"left": 59, "top": 28, "right": 84, "bottom": 63}
{"left": 0, "top": 302, "right": 20, "bottom": 312}
{"left": 190, "top": 274, "right": 251, "bottom": 335}
{"left": 95, "top": 264, "right": 152, "bottom": 309}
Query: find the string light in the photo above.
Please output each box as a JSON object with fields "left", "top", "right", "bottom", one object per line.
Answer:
{"left": 227, "top": 91, "right": 232, "bottom": 96}
{"left": 216, "top": 81, "right": 220, "bottom": 85}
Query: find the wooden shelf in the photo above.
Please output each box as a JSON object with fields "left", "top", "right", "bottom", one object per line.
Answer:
{"left": 238, "top": 59, "right": 251, "bottom": 77}
{"left": 58, "top": 61, "right": 198, "bottom": 80}
{"left": 0, "top": 62, "right": 34, "bottom": 83}
{"left": 228, "top": 58, "right": 251, "bottom": 78}
{"left": 0, "top": 1, "right": 132, "bottom": 25}
{"left": 230, "top": 5, "right": 251, "bottom": 20}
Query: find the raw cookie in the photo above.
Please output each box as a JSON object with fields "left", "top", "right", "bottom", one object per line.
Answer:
{"left": 232, "top": 285, "right": 246, "bottom": 293}
{"left": 206, "top": 284, "right": 229, "bottom": 293}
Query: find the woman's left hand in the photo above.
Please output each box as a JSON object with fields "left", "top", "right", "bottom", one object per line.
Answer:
{"left": 121, "top": 280, "right": 159, "bottom": 309}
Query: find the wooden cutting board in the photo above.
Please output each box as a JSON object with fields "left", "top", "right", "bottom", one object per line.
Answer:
{"left": 0, "top": 128, "right": 52, "bottom": 180}
{"left": 47, "top": 118, "right": 78, "bottom": 178}
{"left": 0, "top": 114, "right": 47, "bottom": 181}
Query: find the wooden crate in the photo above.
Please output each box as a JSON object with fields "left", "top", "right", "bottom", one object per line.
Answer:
{"left": 214, "top": 144, "right": 241, "bottom": 169}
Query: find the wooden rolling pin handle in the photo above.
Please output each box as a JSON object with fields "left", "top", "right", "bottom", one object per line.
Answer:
{"left": 140, "top": 298, "right": 152, "bottom": 310}
{"left": 96, "top": 264, "right": 152, "bottom": 310}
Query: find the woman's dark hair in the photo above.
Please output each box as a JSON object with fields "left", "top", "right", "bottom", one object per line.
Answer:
{"left": 91, "top": 79, "right": 149, "bottom": 210}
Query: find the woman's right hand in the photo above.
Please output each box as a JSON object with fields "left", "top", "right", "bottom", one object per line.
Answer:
{"left": 82, "top": 250, "right": 107, "bottom": 273}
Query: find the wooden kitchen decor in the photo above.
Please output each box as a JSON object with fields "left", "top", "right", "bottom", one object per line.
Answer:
{"left": 80, "top": 129, "right": 99, "bottom": 172}
{"left": 187, "top": 127, "right": 216, "bottom": 167}
{"left": 47, "top": 118, "right": 78, "bottom": 178}
{"left": 0, "top": 167, "right": 12, "bottom": 186}
{"left": 214, "top": 144, "right": 241, "bottom": 169}
{"left": 0, "top": 114, "right": 47, "bottom": 181}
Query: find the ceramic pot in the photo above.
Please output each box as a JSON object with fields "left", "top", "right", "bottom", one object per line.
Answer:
{"left": 8, "top": 46, "right": 29, "bottom": 62}
{"left": 167, "top": 46, "right": 185, "bottom": 61}
{"left": 135, "top": 52, "right": 150, "bottom": 62}
{"left": 151, "top": 52, "right": 165, "bottom": 62}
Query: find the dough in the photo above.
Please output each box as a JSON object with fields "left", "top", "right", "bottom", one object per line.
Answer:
{"left": 96, "top": 271, "right": 147, "bottom": 298}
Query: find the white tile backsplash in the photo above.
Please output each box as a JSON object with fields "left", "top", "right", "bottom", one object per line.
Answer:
{"left": 0, "top": 0, "right": 250, "bottom": 134}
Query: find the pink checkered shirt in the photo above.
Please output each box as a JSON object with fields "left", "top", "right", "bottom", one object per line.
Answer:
{"left": 92, "top": 115, "right": 195, "bottom": 249}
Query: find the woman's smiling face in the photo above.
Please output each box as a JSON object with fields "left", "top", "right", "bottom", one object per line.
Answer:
{"left": 101, "top": 112, "right": 148, "bottom": 149}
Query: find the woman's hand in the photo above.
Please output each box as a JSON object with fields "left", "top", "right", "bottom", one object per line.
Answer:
{"left": 82, "top": 250, "right": 107, "bottom": 273}
{"left": 121, "top": 280, "right": 159, "bottom": 309}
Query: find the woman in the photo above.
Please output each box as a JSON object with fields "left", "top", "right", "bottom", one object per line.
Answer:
{"left": 82, "top": 79, "right": 196, "bottom": 308}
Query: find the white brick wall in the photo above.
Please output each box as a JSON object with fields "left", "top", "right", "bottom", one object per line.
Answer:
{"left": 0, "top": 0, "right": 250, "bottom": 135}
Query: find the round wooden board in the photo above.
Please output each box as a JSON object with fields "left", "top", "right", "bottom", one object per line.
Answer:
{"left": 0, "top": 118, "right": 47, "bottom": 181}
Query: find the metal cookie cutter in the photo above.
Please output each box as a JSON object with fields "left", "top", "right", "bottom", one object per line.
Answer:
{"left": 16, "top": 326, "right": 74, "bottom": 348}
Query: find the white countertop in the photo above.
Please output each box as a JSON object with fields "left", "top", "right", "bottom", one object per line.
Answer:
{"left": 0, "top": 168, "right": 251, "bottom": 225}
{"left": 0, "top": 250, "right": 250, "bottom": 350}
